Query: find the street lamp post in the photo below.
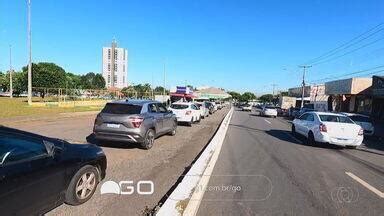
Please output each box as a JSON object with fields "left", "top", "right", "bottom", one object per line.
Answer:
{"left": 27, "top": 0, "right": 32, "bottom": 105}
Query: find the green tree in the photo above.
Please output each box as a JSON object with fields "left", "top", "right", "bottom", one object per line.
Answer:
{"left": 240, "top": 92, "right": 256, "bottom": 102}
{"left": 259, "top": 94, "right": 273, "bottom": 103}
{"left": 0, "top": 71, "right": 6, "bottom": 91}
{"left": 154, "top": 86, "right": 169, "bottom": 94}
{"left": 227, "top": 91, "right": 241, "bottom": 101}
{"left": 80, "top": 72, "right": 106, "bottom": 89}
{"left": 21, "top": 62, "right": 67, "bottom": 98}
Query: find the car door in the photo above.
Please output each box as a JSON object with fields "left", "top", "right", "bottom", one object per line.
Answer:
{"left": 302, "top": 113, "right": 315, "bottom": 136}
{"left": 157, "top": 103, "right": 173, "bottom": 132}
{"left": 148, "top": 103, "right": 164, "bottom": 134}
{"left": 295, "top": 113, "right": 308, "bottom": 135}
{"left": 0, "top": 131, "right": 66, "bottom": 215}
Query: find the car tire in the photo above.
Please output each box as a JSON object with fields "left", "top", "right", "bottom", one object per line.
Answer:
{"left": 169, "top": 122, "right": 177, "bottom": 136}
{"left": 291, "top": 125, "right": 296, "bottom": 136}
{"left": 65, "top": 165, "right": 99, "bottom": 206}
{"left": 141, "top": 129, "right": 155, "bottom": 150}
{"left": 188, "top": 118, "right": 193, "bottom": 127}
{"left": 307, "top": 131, "right": 316, "bottom": 146}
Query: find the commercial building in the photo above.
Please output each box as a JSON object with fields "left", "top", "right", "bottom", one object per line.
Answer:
{"left": 195, "top": 87, "right": 231, "bottom": 100}
{"left": 371, "top": 76, "right": 384, "bottom": 121}
{"left": 102, "top": 40, "right": 128, "bottom": 89}
{"left": 325, "top": 78, "right": 372, "bottom": 115}
{"left": 288, "top": 85, "right": 328, "bottom": 110}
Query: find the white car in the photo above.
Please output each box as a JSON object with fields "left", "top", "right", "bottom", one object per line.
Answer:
{"left": 169, "top": 102, "right": 201, "bottom": 126}
{"left": 195, "top": 102, "right": 209, "bottom": 119}
{"left": 292, "top": 112, "right": 364, "bottom": 148}
{"left": 341, "top": 113, "right": 374, "bottom": 136}
{"left": 242, "top": 104, "right": 252, "bottom": 112}
{"left": 260, "top": 106, "right": 277, "bottom": 118}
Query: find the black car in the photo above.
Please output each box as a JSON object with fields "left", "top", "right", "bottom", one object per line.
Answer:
{"left": 0, "top": 126, "right": 107, "bottom": 215}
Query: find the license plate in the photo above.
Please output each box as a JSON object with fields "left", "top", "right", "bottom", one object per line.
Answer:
{"left": 107, "top": 123, "right": 120, "bottom": 128}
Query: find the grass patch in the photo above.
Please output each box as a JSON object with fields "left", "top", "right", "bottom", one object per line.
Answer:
{"left": 0, "top": 97, "right": 103, "bottom": 118}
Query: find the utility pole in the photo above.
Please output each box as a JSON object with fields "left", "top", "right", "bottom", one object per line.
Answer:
{"left": 151, "top": 71, "right": 154, "bottom": 99}
{"left": 299, "top": 65, "right": 312, "bottom": 108}
{"left": 9, "top": 45, "right": 13, "bottom": 98}
{"left": 271, "top": 83, "right": 277, "bottom": 96}
{"left": 27, "top": 0, "right": 32, "bottom": 105}
{"left": 163, "top": 60, "right": 166, "bottom": 102}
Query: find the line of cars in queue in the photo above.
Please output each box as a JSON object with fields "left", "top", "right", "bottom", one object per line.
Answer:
{"left": 0, "top": 98, "right": 227, "bottom": 215}
{"left": 237, "top": 102, "right": 374, "bottom": 149}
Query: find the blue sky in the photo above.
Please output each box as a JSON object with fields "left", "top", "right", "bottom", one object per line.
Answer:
{"left": 1, "top": 0, "right": 384, "bottom": 94}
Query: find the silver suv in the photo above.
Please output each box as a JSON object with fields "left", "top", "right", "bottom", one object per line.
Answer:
{"left": 93, "top": 99, "right": 177, "bottom": 149}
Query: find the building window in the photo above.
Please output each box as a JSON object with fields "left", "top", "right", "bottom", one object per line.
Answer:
{"left": 108, "top": 63, "right": 110, "bottom": 71}
{"left": 108, "top": 75, "right": 110, "bottom": 83}
{"left": 123, "top": 51, "right": 126, "bottom": 60}
{"left": 114, "top": 75, "right": 117, "bottom": 83}
{"left": 123, "top": 65, "right": 125, "bottom": 72}
{"left": 108, "top": 49, "right": 111, "bottom": 59}
{"left": 114, "top": 50, "right": 118, "bottom": 60}
{"left": 115, "top": 63, "right": 117, "bottom": 72}
{"left": 123, "top": 76, "right": 125, "bottom": 83}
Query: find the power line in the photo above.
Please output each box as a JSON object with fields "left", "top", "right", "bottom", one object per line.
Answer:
{"left": 310, "top": 64, "right": 384, "bottom": 83}
{"left": 304, "top": 23, "right": 384, "bottom": 65}
{"left": 312, "top": 36, "right": 384, "bottom": 66}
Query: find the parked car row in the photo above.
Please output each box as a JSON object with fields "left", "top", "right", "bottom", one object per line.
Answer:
{"left": 0, "top": 99, "right": 227, "bottom": 215}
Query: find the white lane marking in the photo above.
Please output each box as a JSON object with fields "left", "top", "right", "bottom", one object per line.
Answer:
{"left": 264, "top": 119, "right": 271, "bottom": 124}
{"left": 345, "top": 172, "right": 384, "bottom": 198}
{"left": 284, "top": 131, "right": 304, "bottom": 144}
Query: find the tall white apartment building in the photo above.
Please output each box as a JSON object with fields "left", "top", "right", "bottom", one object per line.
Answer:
{"left": 102, "top": 40, "right": 128, "bottom": 89}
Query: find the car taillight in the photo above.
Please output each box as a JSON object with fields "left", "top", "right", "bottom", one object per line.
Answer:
{"left": 186, "top": 110, "right": 192, "bottom": 115}
{"left": 358, "top": 128, "right": 364, "bottom": 136}
{"left": 129, "top": 117, "right": 144, "bottom": 128}
{"left": 319, "top": 123, "right": 327, "bottom": 132}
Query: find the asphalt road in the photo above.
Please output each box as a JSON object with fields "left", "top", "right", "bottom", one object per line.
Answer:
{"left": 198, "top": 109, "right": 384, "bottom": 216}
{"left": 2, "top": 108, "right": 230, "bottom": 215}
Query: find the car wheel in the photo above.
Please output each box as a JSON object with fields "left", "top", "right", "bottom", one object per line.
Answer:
{"left": 169, "top": 122, "right": 177, "bottom": 136}
{"left": 307, "top": 131, "right": 316, "bottom": 146}
{"left": 291, "top": 125, "right": 296, "bottom": 135}
{"left": 65, "top": 165, "right": 99, "bottom": 206}
{"left": 188, "top": 118, "right": 193, "bottom": 127}
{"left": 141, "top": 129, "right": 155, "bottom": 149}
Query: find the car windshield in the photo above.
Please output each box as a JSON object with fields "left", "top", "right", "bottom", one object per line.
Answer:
{"left": 319, "top": 115, "right": 354, "bottom": 124}
{"left": 102, "top": 104, "right": 142, "bottom": 114}
{"left": 349, "top": 115, "right": 372, "bottom": 123}
{"left": 170, "top": 104, "right": 189, "bottom": 109}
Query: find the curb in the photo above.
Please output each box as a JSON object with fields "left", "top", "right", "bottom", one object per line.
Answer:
{"left": 156, "top": 108, "right": 234, "bottom": 216}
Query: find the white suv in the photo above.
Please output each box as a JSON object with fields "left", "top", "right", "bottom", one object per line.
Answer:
{"left": 292, "top": 112, "right": 363, "bottom": 148}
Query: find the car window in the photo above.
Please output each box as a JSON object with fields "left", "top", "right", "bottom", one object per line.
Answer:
{"left": 299, "top": 113, "right": 308, "bottom": 120}
{"left": 191, "top": 105, "right": 198, "bottom": 110}
{"left": 157, "top": 103, "right": 167, "bottom": 113}
{"left": 349, "top": 115, "right": 371, "bottom": 123}
{"left": 148, "top": 103, "right": 158, "bottom": 113}
{"left": 306, "top": 114, "right": 314, "bottom": 121}
{"left": 170, "top": 104, "right": 189, "bottom": 109}
{"left": 319, "top": 115, "right": 354, "bottom": 124}
{"left": 102, "top": 103, "right": 142, "bottom": 114}
{"left": 0, "top": 132, "right": 47, "bottom": 165}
